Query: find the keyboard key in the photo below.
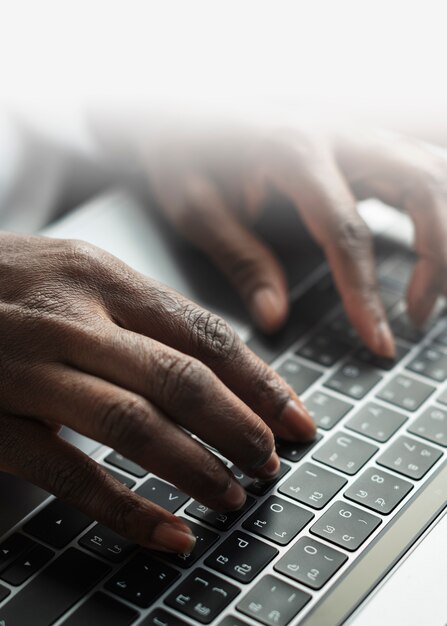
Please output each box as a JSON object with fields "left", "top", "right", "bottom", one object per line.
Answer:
{"left": 0, "top": 533, "right": 34, "bottom": 573}
{"left": 205, "top": 532, "right": 278, "bottom": 583}
{"left": 345, "top": 402, "right": 407, "bottom": 442}
{"left": 165, "top": 568, "right": 240, "bottom": 624}
{"left": 354, "top": 343, "right": 409, "bottom": 371}
{"left": 243, "top": 496, "right": 314, "bottom": 545}
{"left": 407, "top": 345, "right": 447, "bottom": 382}
{"left": 0, "top": 584, "right": 10, "bottom": 603}
{"left": 278, "top": 462, "right": 347, "bottom": 509}
{"left": 102, "top": 466, "right": 136, "bottom": 489}
{"left": 237, "top": 574, "right": 311, "bottom": 626}
{"left": 156, "top": 518, "right": 219, "bottom": 568}
{"left": 310, "top": 501, "right": 381, "bottom": 551}
{"left": 376, "top": 374, "right": 435, "bottom": 412}
{"left": 324, "top": 360, "right": 382, "bottom": 400}
{"left": 230, "top": 462, "right": 290, "bottom": 497}
{"left": 142, "top": 608, "right": 190, "bottom": 626}
{"left": 1, "top": 543, "right": 54, "bottom": 586}
{"left": 391, "top": 311, "right": 426, "bottom": 343}
{"left": 106, "top": 553, "right": 179, "bottom": 608}
{"left": 185, "top": 497, "right": 255, "bottom": 531}
{"left": 104, "top": 451, "right": 147, "bottom": 478}
{"left": 23, "top": 499, "right": 92, "bottom": 549}
{"left": 275, "top": 434, "right": 322, "bottom": 462}
{"left": 433, "top": 325, "right": 447, "bottom": 347}
{"left": 0, "top": 548, "right": 109, "bottom": 626}
{"left": 79, "top": 524, "right": 136, "bottom": 563}
{"left": 218, "top": 617, "right": 250, "bottom": 626}
{"left": 326, "top": 314, "right": 360, "bottom": 347}
{"left": 63, "top": 592, "right": 138, "bottom": 626}
{"left": 377, "top": 435, "right": 443, "bottom": 479}
{"left": 304, "top": 391, "right": 353, "bottom": 430}
{"left": 296, "top": 331, "right": 349, "bottom": 367}
{"left": 378, "top": 288, "right": 402, "bottom": 312}
{"left": 408, "top": 406, "right": 447, "bottom": 447}
{"left": 276, "top": 359, "right": 322, "bottom": 395}
{"left": 312, "top": 432, "right": 378, "bottom": 475}
{"left": 274, "top": 537, "right": 347, "bottom": 589}
{"left": 136, "top": 478, "right": 189, "bottom": 513}
{"left": 344, "top": 467, "right": 413, "bottom": 514}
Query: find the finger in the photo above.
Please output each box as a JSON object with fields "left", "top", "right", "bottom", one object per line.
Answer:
{"left": 159, "top": 174, "right": 289, "bottom": 333}
{"left": 13, "top": 365, "right": 248, "bottom": 512}
{"left": 272, "top": 145, "right": 395, "bottom": 357}
{"left": 0, "top": 414, "right": 196, "bottom": 552}
{"left": 335, "top": 133, "right": 447, "bottom": 326}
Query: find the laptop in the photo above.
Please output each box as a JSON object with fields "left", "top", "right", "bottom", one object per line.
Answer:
{"left": 0, "top": 190, "right": 446, "bottom": 626}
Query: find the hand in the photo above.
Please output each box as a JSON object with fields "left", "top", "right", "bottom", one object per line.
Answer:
{"left": 0, "top": 232, "right": 314, "bottom": 552}
{"left": 145, "top": 126, "right": 447, "bottom": 357}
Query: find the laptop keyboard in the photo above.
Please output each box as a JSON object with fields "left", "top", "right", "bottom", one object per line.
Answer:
{"left": 1, "top": 249, "right": 447, "bottom": 626}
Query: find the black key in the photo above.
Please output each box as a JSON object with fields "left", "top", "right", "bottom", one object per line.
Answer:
{"left": 326, "top": 313, "right": 360, "bottom": 347}
{"left": 296, "top": 331, "right": 348, "bottom": 367}
{"left": 274, "top": 537, "right": 347, "bottom": 589}
{"left": 377, "top": 435, "right": 443, "bottom": 480}
{"left": 104, "top": 451, "right": 147, "bottom": 478}
{"left": 0, "top": 548, "right": 109, "bottom": 626}
{"left": 218, "top": 616, "right": 250, "bottom": 626}
{"left": 156, "top": 518, "right": 219, "bottom": 568}
{"left": 376, "top": 374, "right": 435, "bottom": 412}
{"left": 310, "top": 501, "right": 381, "bottom": 551}
{"left": 0, "top": 533, "right": 34, "bottom": 573}
{"left": 345, "top": 467, "right": 413, "bottom": 514}
{"left": 407, "top": 345, "right": 447, "bottom": 382}
{"left": 23, "top": 499, "right": 92, "bottom": 549}
{"left": 437, "top": 386, "right": 447, "bottom": 405}
{"left": 346, "top": 402, "right": 407, "bottom": 442}
{"left": 185, "top": 497, "right": 255, "bottom": 531}
{"left": 136, "top": 477, "right": 189, "bottom": 513}
{"left": 247, "top": 275, "right": 339, "bottom": 364}
{"left": 278, "top": 462, "right": 347, "bottom": 509}
{"left": 312, "top": 432, "right": 378, "bottom": 475}
{"left": 63, "top": 592, "right": 138, "bottom": 626}
{"left": 391, "top": 311, "right": 426, "bottom": 343}
{"left": 165, "top": 568, "right": 240, "bottom": 624}
{"left": 304, "top": 391, "right": 353, "bottom": 430}
{"left": 408, "top": 405, "right": 447, "bottom": 447}
{"left": 0, "top": 583, "right": 10, "bottom": 603}
{"left": 205, "top": 532, "right": 278, "bottom": 583}
{"left": 243, "top": 496, "right": 314, "bottom": 545}
{"left": 324, "top": 360, "right": 382, "bottom": 400}
{"left": 1, "top": 543, "right": 54, "bottom": 586}
{"left": 354, "top": 343, "right": 409, "bottom": 371}
{"left": 275, "top": 359, "right": 322, "bottom": 395}
{"left": 237, "top": 574, "right": 311, "bottom": 626}
{"left": 142, "top": 608, "right": 190, "bottom": 626}
{"left": 275, "top": 434, "right": 322, "bottom": 463}
{"left": 79, "top": 524, "right": 136, "bottom": 563}
{"left": 102, "top": 466, "right": 136, "bottom": 488}
{"left": 106, "top": 553, "right": 179, "bottom": 608}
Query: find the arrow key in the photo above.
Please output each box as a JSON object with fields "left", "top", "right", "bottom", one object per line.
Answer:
{"left": 1, "top": 544, "right": 54, "bottom": 586}
{"left": 0, "top": 534, "right": 34, "bottom": 574}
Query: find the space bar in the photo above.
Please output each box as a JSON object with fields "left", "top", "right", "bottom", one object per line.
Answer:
{"left": 301, "top": 460, "right": 447, "bottom": 626}
{"left": 0, "top": 547, "right": 110, "bottom": 626}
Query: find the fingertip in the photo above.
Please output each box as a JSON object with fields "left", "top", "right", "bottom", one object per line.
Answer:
{"left": 250, "top": 287, "right": 288, "bottom": 333}
{"left": 371, "top": 320, "right": 396, "bottom": 359}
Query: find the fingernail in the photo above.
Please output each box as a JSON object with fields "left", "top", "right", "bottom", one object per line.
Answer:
{"left": 257, "top": 451, "right": 281, "bottom": 479}
{"left": 280, "top": 399, "right": 316, "bottom": 441}
{"left": 222, "top": 479, "right": 247, "bottom": 510}
{"left": 250, "top": 287, "right": 285, "bottom": 332}
{"left": 151, "top": 522, "right": 196, "bottom": 553}
{"left": 374, "top": 320, "right": 396, "bottom": 359}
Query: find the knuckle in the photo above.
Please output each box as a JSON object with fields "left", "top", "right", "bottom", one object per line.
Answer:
{"left": 47, "top": 457, "right": 92, "bottom": 504}
{"left": 96, "top": 395, "right": 151, "bottom": 452}
{"left": 183, "top": 304, "right": 241, "bottom": 362}
{"left": 333, "top": 216, "right": 372, "bottom": 256}
{"left": 110, "top": 495, "right": 147, "bottom": 537}
{"left": 242, "top": 417, "right": 275, "bottom": 464}
{"left": 158, "top": 353, "right": 209, "bottom": 408}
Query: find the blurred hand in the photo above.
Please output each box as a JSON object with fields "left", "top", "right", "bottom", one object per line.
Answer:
{"left": 145, "top": 126, "right": 447, "bottom": 357}
{"left": 0, "top": 233, "right": 314, "bottom": 551}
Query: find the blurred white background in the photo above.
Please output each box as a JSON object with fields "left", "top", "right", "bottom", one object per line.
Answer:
{"left": 0, "top": 0, "right": 446, "bottom": 139}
